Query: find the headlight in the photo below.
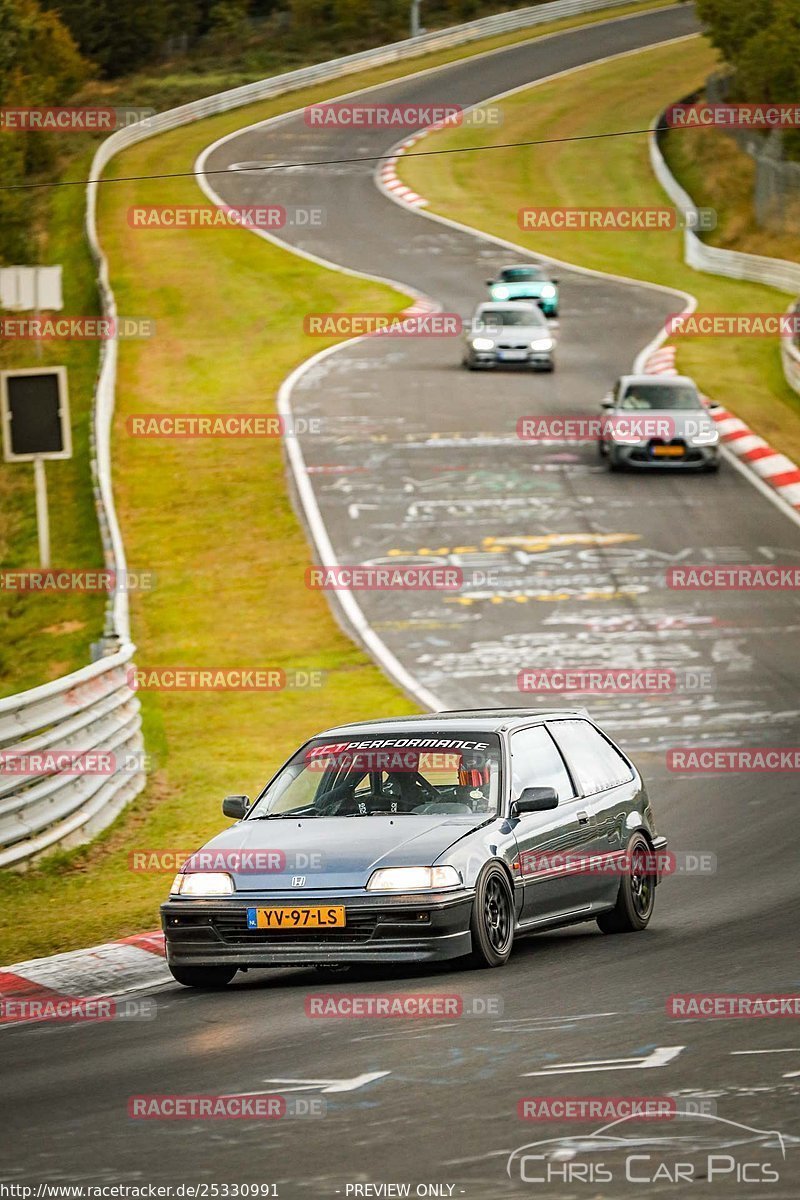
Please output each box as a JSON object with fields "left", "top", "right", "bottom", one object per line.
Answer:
{"left": 531, "top": 338, "right": 553, "bottom": 351}
{"left": 492, "top": 286, "right": 509, "bottom": 299}
{"left": 540, "top": 284, "right": 556, "bottom": 298}
{"left": 170, "top": 872, "right": 234, "bottom": 897}
{"left": 366, "top": 865, "right": 461, "bottom": 892}
{"left": 471, "top": 337, "right": 495, "bottom": 351}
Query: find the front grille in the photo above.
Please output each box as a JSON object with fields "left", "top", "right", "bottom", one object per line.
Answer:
{"left": 211, "top": 910, "right": 378, "bottom": 945}
{"left": 629, "top": 438, "right": 703, "bottom": 463}
{"left": 497, "top": 341, "right": 528, "bottom": 350}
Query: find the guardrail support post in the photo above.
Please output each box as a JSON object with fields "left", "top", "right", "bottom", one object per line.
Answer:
{"left": 34, "top": 456, "right": 51, "bottom": 568}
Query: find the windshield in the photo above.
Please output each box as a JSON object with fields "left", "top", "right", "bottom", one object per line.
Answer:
{"left": 618, "top": 384, "right": 702, "bottom": 411}
{"left": 247, "top": 733, "right": 503, "bottom": 819}
{"left": 500, "top": 267, "right": 545, "bottom": 282}
{"left": 476, "top": 307, "right": 543, "bottom": 329}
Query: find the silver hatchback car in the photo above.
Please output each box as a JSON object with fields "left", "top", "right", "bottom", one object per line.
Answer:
{"left": 463, "top": 301, "right": 555, "bottom": 371}
{"left": 599, "top": 374, "right": 720, "bottom": 471}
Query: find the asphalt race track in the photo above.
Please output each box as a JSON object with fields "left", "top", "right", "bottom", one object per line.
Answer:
{"left": 4, "top": 5, "right": 800, "bottom": 1196}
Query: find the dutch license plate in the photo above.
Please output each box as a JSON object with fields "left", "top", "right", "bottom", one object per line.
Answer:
{"left": 246, "top": 906, "right": 345, "bottom": 930}
{"left": 652, "top": 444, "right": 685, "bottom": 458}
{"left": 499, "top": 350, "right": 527, "bottom": 361}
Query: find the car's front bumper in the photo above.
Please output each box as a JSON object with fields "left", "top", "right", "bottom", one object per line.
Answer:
{"left": 466, "top": 348, "right": 553, "bottom": 370}
{"left": 610, "top": 441, "right": 719, "bottom": 469}
{"left": 161, "top": 891, "right": 474, "bottom": 968}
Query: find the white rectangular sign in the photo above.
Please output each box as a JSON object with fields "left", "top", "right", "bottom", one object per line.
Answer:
{"left": 0, "top": 265, "right": 63, "bottom": 312}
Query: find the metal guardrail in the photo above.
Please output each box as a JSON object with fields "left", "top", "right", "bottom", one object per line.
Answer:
{"left": 0, "top": 646, "right": 144, "bottom": 868}
{"left": 650, "top": 103, "right": 800, "bottom": 398}
{"left": 0, "top": 0, "right": 655, "bottom": 868}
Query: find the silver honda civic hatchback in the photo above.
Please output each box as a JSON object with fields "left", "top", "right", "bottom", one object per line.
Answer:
{"left": 161, "top": 709, "right": 667, "bottom": 988}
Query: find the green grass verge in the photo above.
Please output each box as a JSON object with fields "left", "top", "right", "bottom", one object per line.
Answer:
{"left": 0, "top": 151, "right": 107, "bottom": 697}
{"left": 399, "top": 35, "right": 800, "bottom": 464}
{"left": 0, "top": 0, "right": 680, "bottom": 963}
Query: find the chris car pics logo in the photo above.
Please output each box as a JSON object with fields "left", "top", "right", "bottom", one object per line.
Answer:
{"left": 506, "top": 1112, "right": 788, "bottom": 1186}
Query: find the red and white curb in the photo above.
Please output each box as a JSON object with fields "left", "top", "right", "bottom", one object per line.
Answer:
{"left": 399, "top": 297, "right": 439, "bottom": 318}
{"left": 0, "top": 930, "right": 170, "bottom": 1021}
{"left": 643, "top": 345, "right": 800, "bottom": 511}
{"left": 378, "top": 123, "right": 448, "bottom": 208}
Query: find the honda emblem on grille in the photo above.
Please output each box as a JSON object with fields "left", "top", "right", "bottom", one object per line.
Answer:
{"left": 291, "top": 875, "right": 306, "bottom": 887}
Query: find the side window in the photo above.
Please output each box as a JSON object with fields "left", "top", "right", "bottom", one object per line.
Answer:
{"left": 548, "top": 720, "right": 633, "bottom": 796}
{"left": 510, "top": 725, "right": 575, "bottom": 803}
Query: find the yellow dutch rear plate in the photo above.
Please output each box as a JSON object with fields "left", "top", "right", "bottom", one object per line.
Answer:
{"left": 652, "top": 445, "right": 685, "bottom": 457}
{"left": 246, "top": 906, "right": 345, "bottom": 930}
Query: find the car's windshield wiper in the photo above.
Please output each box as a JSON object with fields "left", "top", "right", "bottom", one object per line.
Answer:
{"left": 251, "top": 810, "right": 320, "bottom": 819}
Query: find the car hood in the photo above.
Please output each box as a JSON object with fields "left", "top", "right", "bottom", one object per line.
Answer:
{"left": 186, "top": 814, "right": 490, "bottom": 892}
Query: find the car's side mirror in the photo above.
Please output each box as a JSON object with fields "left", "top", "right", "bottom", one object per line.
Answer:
{"left": 486, "top": 278, "right": 495, "bottom": 286}
{"left": 600, "top": 397, "right": 614, "bottom": 409}
{"left": 551, "top": 278, "right": 560, "bottom": 284}
{"left": 222, "top": 794, "right": 250, "bottom": 819}
{"left": 514, "top": 786, "right": 559, "bottom": 814}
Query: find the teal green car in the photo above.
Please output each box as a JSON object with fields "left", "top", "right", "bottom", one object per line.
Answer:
{"left": 487, "top": 264, "right": 559, "bottom": 317}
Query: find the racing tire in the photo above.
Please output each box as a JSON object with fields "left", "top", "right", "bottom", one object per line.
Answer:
{"left": 168, "top": 964, "right": 238, "bottom": 989}
{"left": 598, "top": 439, "right": 608, "bottom": 459}
{"left": 703, "top": 461, "right": 720, "bottom": 473}
{"left": 596, "top": 833, "right": 656, "bottom": 934}
{"left": 469, "top": 864, "right": 515, "bottom": 967}
{"left": 608, "top": 449, "right": 624, "bottom": 473}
